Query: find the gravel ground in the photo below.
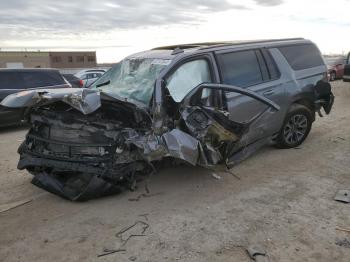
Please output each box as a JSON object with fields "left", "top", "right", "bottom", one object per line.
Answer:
{"left": 0, "top": 81, "right": 350, "bottom": 262}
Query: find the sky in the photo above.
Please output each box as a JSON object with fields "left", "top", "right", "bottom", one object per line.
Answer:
{"left": 0, "top": 0, "right": 349, "bottom": 63}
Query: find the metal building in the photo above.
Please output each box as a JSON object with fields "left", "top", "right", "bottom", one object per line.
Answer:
{"left": 0, "top": 51, "right": 97, "bottom": 69}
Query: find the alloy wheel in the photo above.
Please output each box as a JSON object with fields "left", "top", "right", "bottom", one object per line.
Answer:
{"left": 283, "top": 114, "right": 308, "bottom": 145}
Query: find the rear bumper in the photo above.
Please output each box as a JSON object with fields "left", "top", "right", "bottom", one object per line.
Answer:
{"left": 315, "top": 93, "right": 334, "bottom": 115}
{"left": 314, "top": 81, "right": 334, "bottom": 115}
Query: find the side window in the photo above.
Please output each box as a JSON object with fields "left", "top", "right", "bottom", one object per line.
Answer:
{"left": 21, "top": 71, "right": 65, "bottom": 88}
{"left": 217, "top": 50, "right": 264, "bottom": 88}
{"left": 92, "top": 73, "right": 102, "bottom": 78}
{"left": 278, "top": 44, "right": 324, "bottom": 70}
{"left": 0, "top": 72, "right": 23, "bottom": 89}
{"left": 86, "top": 73, "right": 94, "bottom": 79}
{"left": 166, "top": 59, "right": 212, "bottom": 102}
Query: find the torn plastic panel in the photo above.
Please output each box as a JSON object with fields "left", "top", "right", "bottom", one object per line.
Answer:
{"left": 6, "top": 85, "right": 279, "bottom": 200}
{"left": 314, "top": 80, "right": 334, "bottom": 116}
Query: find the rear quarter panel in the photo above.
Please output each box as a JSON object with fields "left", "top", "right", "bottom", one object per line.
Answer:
{"left": 271, "top": 48, "right": 326, "bottom": 112}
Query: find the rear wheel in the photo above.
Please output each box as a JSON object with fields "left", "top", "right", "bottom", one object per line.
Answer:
{"left": 275, "top": 104, "right": 313, "bottom": 148}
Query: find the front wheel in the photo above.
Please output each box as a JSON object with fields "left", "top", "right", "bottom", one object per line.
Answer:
{"left": 275, "top": 104, "right": 313, "bottom": 148}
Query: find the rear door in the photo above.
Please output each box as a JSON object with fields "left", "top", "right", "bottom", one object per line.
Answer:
{"left": 215, "top": 48, "right": 287, "bottom": 142}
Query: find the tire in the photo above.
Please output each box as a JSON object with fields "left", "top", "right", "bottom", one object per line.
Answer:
{"left": 330, "top": 71, "right": 336, "bottom": 81}
{"left": 275, "top": 104, "right": 313, "bottom": 149}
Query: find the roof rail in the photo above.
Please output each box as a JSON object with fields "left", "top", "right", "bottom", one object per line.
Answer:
{"left": 199, "top": 38, "right": 306, "bottom": 50}
{"left": 152, "top": 38, "right": 305, "bottom": 51}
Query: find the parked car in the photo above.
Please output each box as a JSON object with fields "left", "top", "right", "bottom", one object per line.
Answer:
{"left": 0, "top": 69, "right": 71, "bottom": 127}
{"left": 1, "top": 38, "right": 334, "bottom": 200}
{"left": 62, "top": 74, "right": 83, "bottom": 88}
{"left": 325, "top": 56, "right": 346, "bottom": 81}
{"left": 74, "top": 69, "right": 106, "bottom": 87}
{"left": 343, "top": 52, "right": 350, "bottom": 82}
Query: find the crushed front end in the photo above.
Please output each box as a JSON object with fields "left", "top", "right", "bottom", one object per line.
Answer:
{"left": 17, "top": 98, "right": 156, "bottom": 201}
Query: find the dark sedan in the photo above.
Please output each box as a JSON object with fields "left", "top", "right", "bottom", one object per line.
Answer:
{"left": 0, "top": 69, "right": 71, "bottom": 127}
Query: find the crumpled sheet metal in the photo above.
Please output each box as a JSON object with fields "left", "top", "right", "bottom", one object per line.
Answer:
{"left": 62, "top": 89, "right": 101, "bottom": 114}
{"left": 126, "top": 129, "right": 203, "bottom": 166}
{"left": 20, "top": 129, "right": 205, "bottom": 201}
{"left": 162, "top": 129, "right": 200, "bottom": 166}
{"left": 0, "top": 88, "right": 101, "bottom": 115}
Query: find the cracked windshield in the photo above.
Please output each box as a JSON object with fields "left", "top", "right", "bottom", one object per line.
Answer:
{"left": 91, "top": 58, "right": 171, "bottom": 105}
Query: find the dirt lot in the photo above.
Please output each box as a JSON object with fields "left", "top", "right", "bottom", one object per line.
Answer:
{"left": 0, "top": 81, "right": 350, "bottom": 262}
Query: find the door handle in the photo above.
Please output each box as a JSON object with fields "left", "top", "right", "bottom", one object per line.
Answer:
{"left": 263, "top": 89, "right": 275, "bottom": 96}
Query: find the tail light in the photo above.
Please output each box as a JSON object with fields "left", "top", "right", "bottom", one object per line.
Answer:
{"left": 79, "top": 79, "right": 84, "bottom": 88}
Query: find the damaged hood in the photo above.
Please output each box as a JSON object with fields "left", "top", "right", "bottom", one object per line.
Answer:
{"left": 0, "top": 88, "right": 146, "bottom": 115}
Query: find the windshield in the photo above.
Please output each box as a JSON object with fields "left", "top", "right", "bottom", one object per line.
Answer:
{"left": 90, "top": 58, "right": 171, "bottom": 105}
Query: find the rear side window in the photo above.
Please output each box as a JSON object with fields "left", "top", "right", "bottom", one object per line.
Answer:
{"left": 278, "top": 44, "right": 324, "bottom": 70}
{"left": 217, "top": 50, "right": 264, "bottom": 88}
{"left": 261, "top": 49, "right": 280, "bottom": 80}
{"left": 21, "top": 71, "right": 65, "bottom": 88}
{"left": 86, "top": 73, "right": 102, "bottom": 79}
{"left": 0, "top": 72, "right": 24, "bottom": 89}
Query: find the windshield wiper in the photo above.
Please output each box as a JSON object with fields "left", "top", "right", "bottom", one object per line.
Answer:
{"left": 96, "top": 80, "right": 110, "bottom": 88}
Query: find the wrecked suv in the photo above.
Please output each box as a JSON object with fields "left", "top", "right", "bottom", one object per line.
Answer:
{"left": 1, "top": 38, "right": 334, "bottom": 200}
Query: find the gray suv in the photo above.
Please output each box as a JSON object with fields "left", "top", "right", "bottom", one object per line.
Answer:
{"left": 1, "top": 38, "right": 334, "bottom": 200}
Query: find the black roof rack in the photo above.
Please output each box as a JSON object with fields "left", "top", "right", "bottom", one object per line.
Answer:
{"left": 152, "top": 38, "right": 305, "bottom": 51}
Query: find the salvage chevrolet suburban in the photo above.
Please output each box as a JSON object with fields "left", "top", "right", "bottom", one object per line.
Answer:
{"left": 1, "top": 38, "right": 334, "bottom": 200}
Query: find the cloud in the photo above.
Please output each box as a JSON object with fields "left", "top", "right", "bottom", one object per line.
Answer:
{"left": 253, "top": 0, "right": 284, "bottom": 6}
{"left": 0, "top": 0, "right": 248, "bottom": 44}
